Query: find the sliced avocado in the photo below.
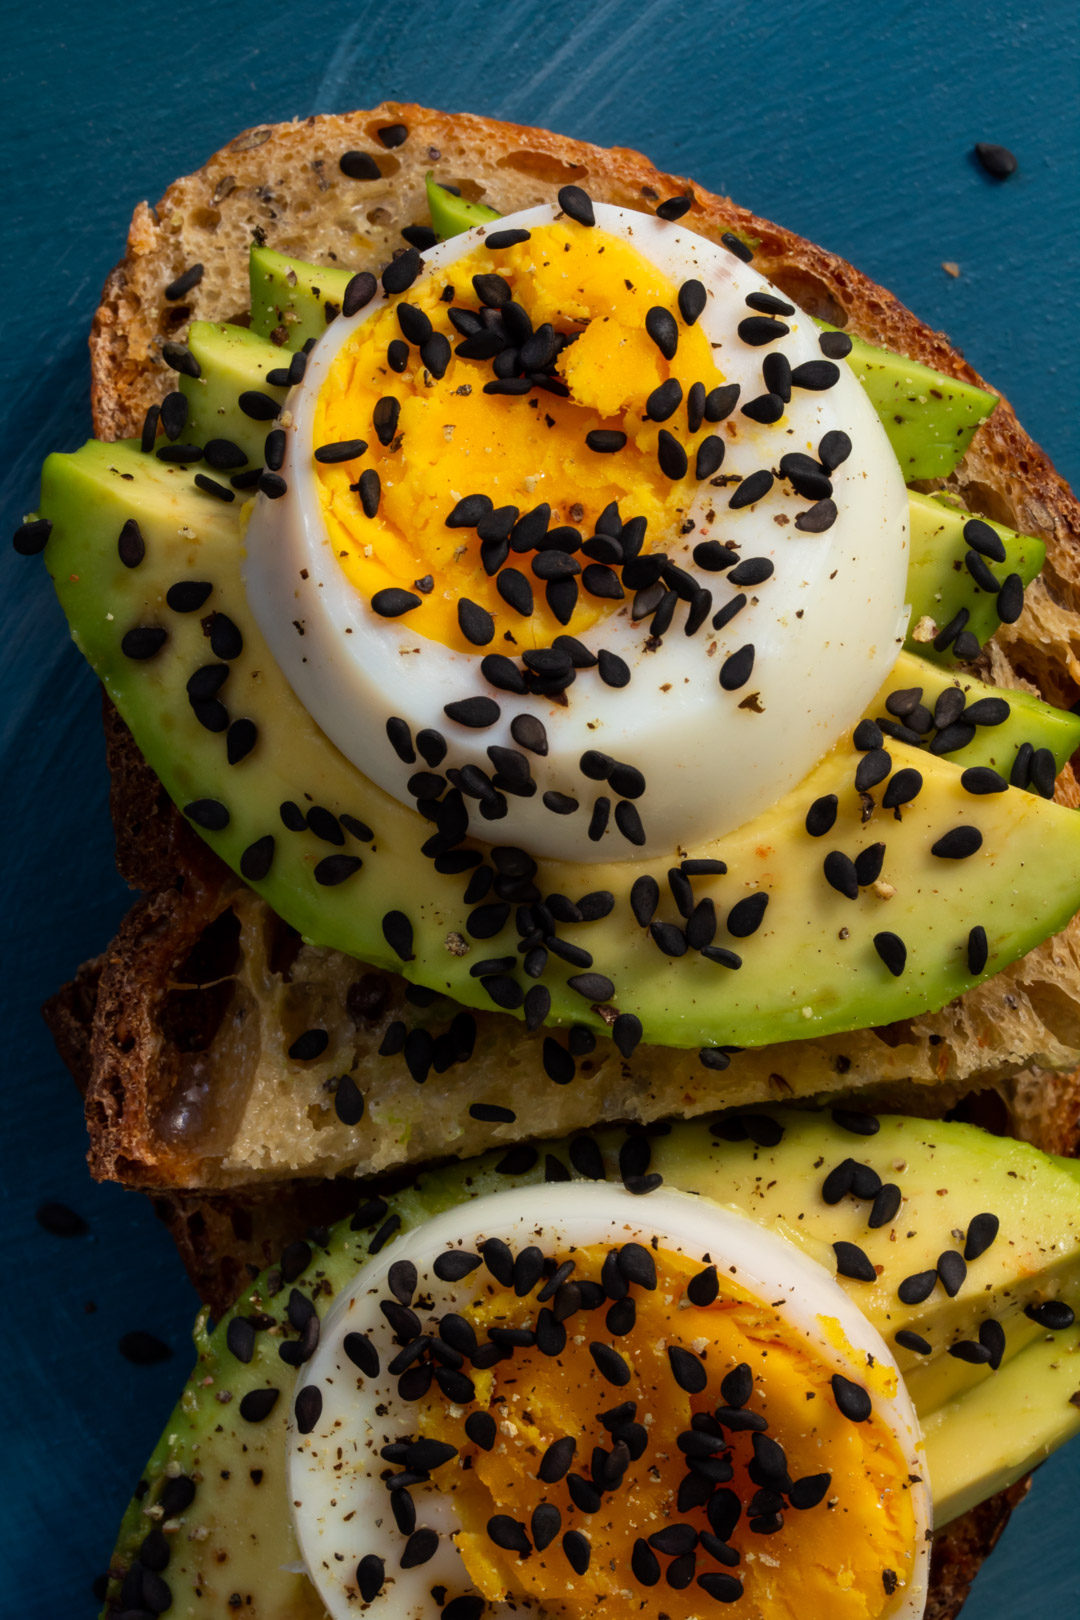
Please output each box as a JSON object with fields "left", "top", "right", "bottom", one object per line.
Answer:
{"left": 180, "top": 322, "right": 289, "bottom": 464}
{"left": 868, "top": 648, "right": 1080, "bottom": 779}
{"left": 248, "top": 244, "right": 354, "bottom": 348}
{"left": 426, "top": 173, "right": 500, "bottom": 239}
{"left": 39, "top": 435, "right": 1080, "bottom": 1050}
{"left": 815, "top": 324, "right": 998, "bottom": 480}
{"left": 101, "top": 1109, "right": 1080, "bottom": 1614}
{"left": 905, "top": 491, "right": 1044, "bottom": 663}
{"left": 924, "top": 1323, "right": 1080, "bottom": 1524}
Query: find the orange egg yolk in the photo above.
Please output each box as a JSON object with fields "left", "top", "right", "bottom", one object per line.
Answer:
{"left": 416, "top": 1244, "right": 918, "bottom": 1619}
{"left": 313, "top": 224, "right": 729, "bottom": 653}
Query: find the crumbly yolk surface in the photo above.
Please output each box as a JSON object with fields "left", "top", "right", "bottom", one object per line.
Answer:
{"left": 313, "top": 224, "right": 728, "bottom": 652}
{"left": 418, "top": 1245, "right": 917, "bottom": 1619}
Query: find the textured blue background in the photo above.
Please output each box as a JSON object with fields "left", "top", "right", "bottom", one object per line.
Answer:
{"left": 3, "top": 1, "right": 1078, "bottom": 1612}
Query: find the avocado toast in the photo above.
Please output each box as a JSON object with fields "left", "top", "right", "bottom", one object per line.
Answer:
{"left": 19, "top": 107, "right": 1080, "bottom": 1613}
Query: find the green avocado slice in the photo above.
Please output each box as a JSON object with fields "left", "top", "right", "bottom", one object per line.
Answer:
{"left": 868, "top": 648, "right": 1080, "bottom": 778}
{"left": 249, "top": 244, "right": 354, "bottom": 348}
{"left": 425, "top": 171, "right": 501, "bottom": 238}
{"left": 905, "top": 490, "right": 1045, "bottom": 664}
{"left": 38, "top": 436, "right": 1080, "bottom": 1050}
{"left": 180, "top": 321, "right": 290, "bottom": 462}
{"left": 825, "top": 329, "right": 997, "bottom": 481}
{"left": 100, "top": 1110, "right": 1080, "bottom": 1615}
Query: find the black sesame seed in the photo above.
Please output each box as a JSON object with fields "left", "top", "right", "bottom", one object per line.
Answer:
{"left": 795, "top": 498, "right": 838, "bottom": 533}
{"left": 464, "top": 1410, "right": 497, "bottom": 1451}
{"left": 372, "top": 587, "right": 421, "bottom": 618}
{"left": 719, "top": 644, "right": 755, "bottom": 691}
{"left": 1025, "top": 1299, "right": 1075, "bottom": 1330}
{"left": 831, "top": 1373, "right": 871, "bottom": 1422}
{"left": 895, "top": 1328, "right": 932, "bottom": 1356}
{"left": 615, "top": 801, "right": 646, "bottom": 845}
{"left": 632, "top": 1538, "right": 661, "bottom": 1586}
{"left": 162, "top": 341, "right": 199, "bottom": 377}
{"left": 332, "top": 1074, "right": 365, "bottom": 1127}
{"left": 834, "top": 1240, "right": 877, "bottom": 1282}
{"left": 238, "top": 1386, "right": 281, "bottom": 1424}
{"left": 382, "top": 247, "right": 422, "bottom": 295}
{"left": 644, "top": 379, "right": 683, "bottom": 425}
{"left": 729, "top": 469, "right": 773, "bottom": 509}
{"left": 288, "top": 1027, "right": 329, "bottom": 1062}
{"left": 445, "top": 696, "right": 500, "bottom": 728}
{"left": 677, "top": 276, "right": 707, "bottom": 323}
{"left": 868, "top": 1183, "right": 902, "bottom": 1228}
{"left": 778, "top": 451, "right": 831, "bottom": 500}
{"left": 898, "top": 1269, "right": 938, "bottom": 1305}
{"left": 558, "top": 184, "right": 595, "bottom": 225}
{"left": 668, "top": 1344, "right": 708, "bottom": 1394}
{"left": 963, "top": 517, "right": 1007, "bottom": 563}
{"left": 586, "top": 429, "right": 627, "bottom": 454}
{"left": 937, "top": 1250, "right": 968, "bottom": 1297}
{"left": 738, "top": 315, "right": 789, "bottom": 346}
{"left": 931, "top": 826, "right": 983, "bottom": 859}
{"left": 651, "top": 920, "right": 688, "bottom": 957}
{"left": 881, "top": 768, "right": 923, "bottom": 810}
{"left": 950, "top": 1339, "right": 993, "bottom": 1364}
{"left": 741, "top": 391, "right": 785, "bottom": 425}
{"left": 13, "top": 516, "right": 54, "bottom": 556}
{"left": 563, "top": 1530, "right": 591, "bottom": 1574}
{"left": 823, "top": 850, "right": 859, "bottom": 899}
{"left": 401, "top": 1528, "right": 439, "bottom": 1569}
{"left": 965, "top": 1211, "right": 1000, "bottom": 1261}
{"left": 725, "top": 892, "right": 768, "bottom": 938}
{"left": 294, "top": 1384, "right": 322, "bottom": 1434}
{"left": 457, "top": 598, "right": 495, "bottom": 647}
{"left": 873, "top": 931, "right": 907, "bottom": 976}
{"left": 974, "top": 142, "right": 1018, "bottom": 179}
{"left": 645, "top": 306, "right": 679, "bottom": 360}
{"left": 356, "top": 467, "right": 381, "bottom": 517}
{"left": 314, "top": 853, "right": 363, "bottom": 885}
{"left": 818, "top": 327, "right": 853, "bottom": 359}
{"left": 183, "top": 798, "right": 229, "bottom": 832}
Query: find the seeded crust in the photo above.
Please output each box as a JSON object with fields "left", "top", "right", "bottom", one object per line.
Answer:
{"left": 48, "top": 105, "right": 1080, "bottom": 1618}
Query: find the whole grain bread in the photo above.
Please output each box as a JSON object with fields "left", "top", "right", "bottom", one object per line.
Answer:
{"left": 65, "top": 101, "right": 1080, "bottom": 1192}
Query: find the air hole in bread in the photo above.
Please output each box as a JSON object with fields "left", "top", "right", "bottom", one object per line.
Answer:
{"left": 767, "top": 268, "right": 849, "bottom": 328}
{"left": 159, "top": 907, "right": 241, "bottom": 1054}
{"left": 189, "top": 207, "right": 221, "bottom": 233}
{"left": 347, "top": 972, "right": 394, "bottom": 1026}
{"left": 951, "top": 477, "right": 1019, "bottom": 532}
{"left": 367, "top": 206, "right": 394, "bottom": 227}
{"left": 268, "top": 913, "right": 304, "bottom": 981}
{"left": 873, "top": 1018, "right": 918, "bottom": 1049}
{"left": 945, "top": 1087, "right": 1011, "bottom": 1135}
{"left": 495, "top": 150, "right": 589, "bottom": 186}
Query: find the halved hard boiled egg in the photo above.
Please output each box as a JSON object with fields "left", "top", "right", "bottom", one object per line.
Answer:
{"left": 289, "top": 1184, "right": 930, "bottom": 1618}
{"left": 245, "top": 203, "right": 908, "bottom": 862}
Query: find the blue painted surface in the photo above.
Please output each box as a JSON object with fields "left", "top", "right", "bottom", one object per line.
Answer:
{"left": 3, "top": 1, "right": 1078, "bottom": 1613}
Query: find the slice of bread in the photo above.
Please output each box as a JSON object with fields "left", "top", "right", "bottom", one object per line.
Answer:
{"left": 61, "top": 101, "right": 1080, "bottom": 1192}
{"left": 43, "top": 102, "right": 1080, "bottom": 1620}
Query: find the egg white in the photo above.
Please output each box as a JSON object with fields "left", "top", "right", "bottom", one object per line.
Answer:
{"left": 244, "top": 203, "right": 909, "bottom": 862}
{"left": 288, "top": 1183, "right": 930, "bottom": 1620}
